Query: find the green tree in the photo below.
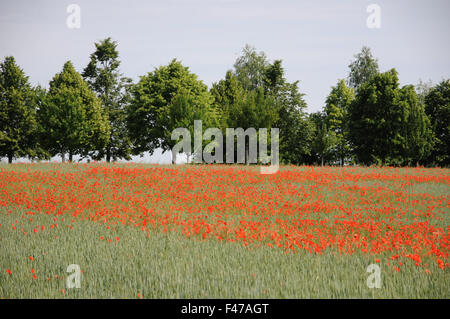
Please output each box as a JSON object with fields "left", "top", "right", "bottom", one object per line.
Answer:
{"left": 128, "top": 59, "right": 216, "bottom": 163}
{"left": 347, "top": 46, "right": 379, "bottom": 91}
{"left": 30, "top": 85, "right": 50, "bottom": 161}
{"left": 39, "top": 61, "right": 110, "bottom": 162}
{"left": 0, "top": 56, "right": 41, "bottom": 163}
{"left": 309, "top": 112, "right": 336, "bottom": 166}
{"left": 161, "top": 91, "right": 219, "bottom": 164}
{"left": 264, "top": 60, "right": 284, "bottom": 94}
{"left": 228, "top": 88, "right": 278, "bottom": 164}
{"left": 227, "top": 88, "right": 277, "bottom": 130}
{"left": 233, "top": 44, "right": 269, "bottom": 91}
{"left": 210, "top": 70, "right": 245, "bottom": 131}
{"left": 212, "top": 69, "right": 279, "bottom": 164}
{"left": 82, "top": 37, "right": 133, "bottom": 162}
{"left": 415, "top": 79, "right": 433, "bottom": 106}
{"left": 232, "top": 48, "right": 313, "bottom": 165}
{"left": 424, "top": 80, "right": 450, "bottom": 166}
{"left": 263, "top": 60, "right": 312, "bottom": 165}
{"left": 324, "top": 79, "right": 355, "bottom": 165}
{"left": 401, "top": 85, "right": 433, "bottom": 165}
{"left": 210, "top": 71, "right": 245, "bottom": 163}
{"left": 348, "top": 69, "right": 431, "bottom": 166}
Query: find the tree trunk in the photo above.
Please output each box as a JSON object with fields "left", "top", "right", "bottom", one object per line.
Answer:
{"left": 8, "top": 153, "right": 12, "bottom": 164}
{"left": 69, "top": 151, "right": 73, "bottom": 163}
{"left": 61, "top": 153, "right": 65, "bottom": 163}
{"left": 106, "top": 147, "right": 111, "bottom": 163}
{"left": 321, "top": 156, "right": 324, "bottom": 167}
{"left": 172, "top": 148, "right": 177, "bottom": 165}
{"left": 186, "top": 152, "right": 191, "bottom": 164}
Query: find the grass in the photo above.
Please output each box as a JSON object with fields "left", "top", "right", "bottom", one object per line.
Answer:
{"left": 0, "top": 163, "right": 448, "bottom": 298}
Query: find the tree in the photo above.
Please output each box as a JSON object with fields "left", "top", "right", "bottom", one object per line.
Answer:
{"left": 228, "top": 87, "right": 277, "bottom": 131}
{"left": 232, "top": 48, "right": 313, "bottom": 165}
{"left": 212, "top": 69, "right": 279, "bottom": 164}
{"left": 233, "top": 44, "right": 269, "bottom": 91}
{"left": 348, "top": 69, "right": 431, "bottom": 166}
{"left": 161, "top": 90, "right": 219, "bottom": 164}
{"left": 210, "top": 70, "right": 245, "bottom": 131}
{"left": 401, "top": 85, "right": 433, "bottom": 165}
{"left": 324, "top": 79, "right": 355, "bottom": 165}
{"left": 30, "top": 85, "right": 50, "bottom": 161}
{"left": 415, "top": 79, "right": 433, "bottom": 106}
{"left": 263, "top": 60, "right": 312, "bottom": 165}
{"left": 229, "top": 88, "right": 278, "bottom": 164}
{"left": 128, "top": 59, "right": 216, "bottom": 163}
{"left": 309, "top": 112, "right": 336, "bottom": 166}
{"left": 82, "top": 37, "right": 133, "bottom": 162}
{"left": 347, "top": 46, "right": 379, "bottom": 91}
{"left": 264, "top": 60, "right": 284, "bottom": 94}
{"left": 210, "top": 71, "right": 245, "bottom": 163}
{"left": 424, "top": 80, "right": 450, "bottom": 166}
{"left": 39, "top": 61, "right": 110, "bottom": 162}
{"left": 0, "top": 56, "right": 40, "bottom": 163}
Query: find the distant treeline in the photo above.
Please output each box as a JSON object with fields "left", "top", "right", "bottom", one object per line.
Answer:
{"left": 0, "top": 39, "right": 448, "bottom": 166}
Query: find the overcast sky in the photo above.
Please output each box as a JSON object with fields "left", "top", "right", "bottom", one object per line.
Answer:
{"left": 1, "top": 0, "right": 449, "bottom": 163}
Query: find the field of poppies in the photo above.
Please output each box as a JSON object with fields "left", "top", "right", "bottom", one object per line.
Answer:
{"left": 0, "top": 163, "right": 448, "bottom": 298}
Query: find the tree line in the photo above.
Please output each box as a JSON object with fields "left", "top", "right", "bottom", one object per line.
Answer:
{"left": 0, "top": 39, "right": 448, "bottom": 166}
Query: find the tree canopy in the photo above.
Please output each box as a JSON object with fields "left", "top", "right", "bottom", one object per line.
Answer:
{"left": 347, "top": 46, "right": 379, "bottom": 91}
{"left": 1, "top": 43, "right": 448, "bottom": 168}
{"left": 424, "top": 80, "right": 450, "bottom": 166}
{"left": 348, "top": 69, "right": 431, "bottom": 166}
{"left": 324, "top": 79, "right": 355, "bottom": 165}
{"left": 0, "top": 56, "right": 41, "bottom": 163}
{"left": 83, "top": 37, "right": 133, "bottom": 162}
{"left": 39, "top": 61, "right": 110, "bottom": 162}
{"left": 127, "top": 59, "right": 217, "bottom": 163}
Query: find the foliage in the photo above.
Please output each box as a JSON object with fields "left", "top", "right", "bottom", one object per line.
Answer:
{"left": 348, "top": 69, "right": 431, "bottom": 166}
{"left": 128, "top": 59, "right": 216, "bottom": 162}
{"left": 424, "top": 80, "right": 450, "bottom": 166}
{"left": 0, "top": 44, "right": 447, "bottom": 167}
{"left": 324, "top": 79, "right": 355, "bottom": 165}
{"left": 309, "top": 112, "right": 337, "bottom": 166}
{"left": 82, "top": 37, "right": 133, "bottom": 162}
{"left": 0, "top": 57, "right": 42, "bottom": 162}
{"left": 39, "top": 61, "right": 109, "bottom": 162}
{"left": 263, "top": 60, "right": 312, "bottom": 165}
{"left": 347, "top": 46, "right": 379, "bottom": 91}
{"left": 233, "top": 44, "right": 269, "bottom": 92}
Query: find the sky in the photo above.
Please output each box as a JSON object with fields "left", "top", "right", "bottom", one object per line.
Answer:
{"left": 1, "top": 0, "right": 449, "bottom": 163}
